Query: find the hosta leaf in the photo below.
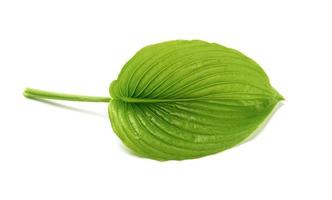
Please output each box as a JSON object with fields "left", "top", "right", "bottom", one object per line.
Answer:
{"left": 24, "top": 39, "right": 283, "bottom": 161}
{"left": 108, "top": 40, "right": 283, "bottom": 160}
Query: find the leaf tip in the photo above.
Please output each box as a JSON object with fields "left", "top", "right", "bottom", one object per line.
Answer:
{"left": 277, "top": 93, "right": 285, "bottom": 102}
{"left": 271, "top": 87, "right": 285, "bottom": 101}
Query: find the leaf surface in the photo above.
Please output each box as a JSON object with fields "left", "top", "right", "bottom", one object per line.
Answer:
{"left": 109, "top": 40, "right": 283, "bottom": 160}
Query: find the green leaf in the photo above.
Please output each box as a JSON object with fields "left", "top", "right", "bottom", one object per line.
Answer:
{"left": 24, "top": 39, "right": 283, "bottom": 161}
{"left": 108, "top": 40, "right": 283, "bottom": 160}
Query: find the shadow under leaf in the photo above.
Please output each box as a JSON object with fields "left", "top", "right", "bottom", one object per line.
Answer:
{"left": 26, "top": 97, "right": 108, "bottom": 118}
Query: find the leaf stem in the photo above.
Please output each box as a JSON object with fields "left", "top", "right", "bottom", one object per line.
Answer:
{"left": 23, "top": 88, "right": 111, "bottom": 103}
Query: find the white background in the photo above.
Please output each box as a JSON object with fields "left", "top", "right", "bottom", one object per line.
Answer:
{"left": 1, "top": 0, "right": 331, "bottom": 199}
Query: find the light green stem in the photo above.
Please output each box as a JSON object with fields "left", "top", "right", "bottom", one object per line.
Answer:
{"left": 23, "top": 88, "right": 111, "bottom": 103}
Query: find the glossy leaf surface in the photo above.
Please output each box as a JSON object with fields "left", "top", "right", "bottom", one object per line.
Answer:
{"left": 109, "top": 40, "right": 283, "bottom": 160}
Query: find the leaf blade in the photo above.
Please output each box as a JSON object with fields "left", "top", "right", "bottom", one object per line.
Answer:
{"left": 109, "top": 40, "right": 283, "bottom": 160}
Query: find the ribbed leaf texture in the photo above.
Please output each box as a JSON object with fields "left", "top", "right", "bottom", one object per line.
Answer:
{"left": 109, "top": 40, "right": 283, "bottom": 160}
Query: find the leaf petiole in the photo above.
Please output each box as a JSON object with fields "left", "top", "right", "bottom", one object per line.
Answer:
{"left": 23, "top": 88, "right": 111, "bottom": 103}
